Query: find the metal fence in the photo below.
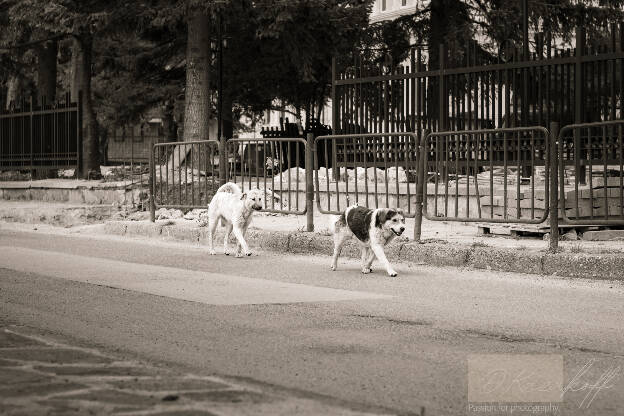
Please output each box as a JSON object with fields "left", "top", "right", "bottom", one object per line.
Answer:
{"left": 422, "top": 126, "right": 552, "bottom": 224}
{"left": 225, "top": 137, "right": 310, "bottom": 215}
{"left": 314, "top": 133, "right": 423, "bottom": 217}
{"left": 149, "top": 137, "right": 314, "bottom": 227}
{"left": 150, "top": 140, "right": 221, "bottom": 211}
{"left": 0, "top": 93, "right": 81, "bottom": 172}
{"left": 559, "top": 120, "right": 624, "bottom": 225}
{"left": 332, "top": 25, "right": 624, "bottom": 153}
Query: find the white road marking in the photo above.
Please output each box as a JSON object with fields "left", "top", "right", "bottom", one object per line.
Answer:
{"left": 0, "top": 247, "right": 391, "bottom": 305}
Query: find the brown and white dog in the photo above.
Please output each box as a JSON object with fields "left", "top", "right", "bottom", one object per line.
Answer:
{"left": 207, "top": 182, "right": 263, "bottom": 257}
{"left": 330, "top": 205, "right": 406, "bottom": 277}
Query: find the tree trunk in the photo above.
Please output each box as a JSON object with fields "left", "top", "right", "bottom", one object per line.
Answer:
{"left": 162, "top": 100, "right": 177, "bottom": 142}
{"left": 33, "top": 40, "right": 59, "bottom": 179}
{"left": 5, "top": 74, "right": 22, "bottom": 110}
{"left": 71, "top": 34, "right": 99, "bottom": 178}
{"left": 36, "top": 40, "right": 58, "bottom": 103}
{"left": 184, "top": 12, "right": 211, "bottom": 142}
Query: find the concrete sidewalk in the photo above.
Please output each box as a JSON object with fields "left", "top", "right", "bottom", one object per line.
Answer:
{"left": 2, "top": 200, "right": 624, "bottom": 280}
{"left": 104, "top": 211, "right": 624, "bottom": 281}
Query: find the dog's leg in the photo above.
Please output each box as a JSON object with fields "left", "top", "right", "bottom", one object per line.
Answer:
{"left": 364, "top": 248, "right": 375, "bottom": 272}
{"left": 207, "top": 216, "right": 218, "bottom": 255}
{"left": 330, "top": 231, "right": 350, "bottom": 271}
{"left": 361, "top": 247, "right": 374, "bottom": 274}
{"left": 370, "top": 243, "right": 397, "bottom": 277}
{"left": 223, "top": 221, "right": 233, "bottom": 255}
{"left": 232, "top": 225, "right": 252, "bottom": 257}
{"left": 360, "top": 247, "right": 372, "bottom": 274}
{"left": 235, "top": 222, "right": 251, "bottom": 257}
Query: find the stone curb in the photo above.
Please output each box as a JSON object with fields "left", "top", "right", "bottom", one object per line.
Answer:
{"left": 103, "top": 221, "right": 624, "bottom": 281}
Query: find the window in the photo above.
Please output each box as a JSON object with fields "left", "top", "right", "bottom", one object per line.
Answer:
{"left": 382, "top": 0, "right": 386, "bottom": 11}
{"left": 402, "top": 0, "right": 407, "bottom": 5}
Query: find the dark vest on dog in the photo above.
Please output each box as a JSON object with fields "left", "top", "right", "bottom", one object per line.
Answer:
{"left": 344, "top": 206, "right": 373, "bottom": 242}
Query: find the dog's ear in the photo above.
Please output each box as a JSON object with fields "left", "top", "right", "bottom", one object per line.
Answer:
{"left": 396, "top": 208, "right": 405, "bottom": 216}
{"left": 375, "top": 209, "right": 396, "bottom": 227}
{"left": 240, "top": 193, "right": 246, "bottom": 200}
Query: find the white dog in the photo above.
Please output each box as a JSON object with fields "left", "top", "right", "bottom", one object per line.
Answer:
{"left": 207, "top": 182, "right": 263, "bottom": 257}
{"left": 330, "top": 205, "right": 406, "bottom": 276}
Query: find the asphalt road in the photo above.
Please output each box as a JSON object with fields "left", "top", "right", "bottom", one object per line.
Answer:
{"left": 1, "top": 226, "right": 623, "bottom": 415}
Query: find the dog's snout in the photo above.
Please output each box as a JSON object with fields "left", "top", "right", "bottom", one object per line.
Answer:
{"left": 400, "top": 226, "right": 406, "bottom": 232}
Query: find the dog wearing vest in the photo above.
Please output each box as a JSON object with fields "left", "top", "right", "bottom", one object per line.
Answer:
{"left": 207, "top": 182, "right": 263, "bottom": 257}
{"left": 330, "top": 205, "right": 406, "bottom": 277}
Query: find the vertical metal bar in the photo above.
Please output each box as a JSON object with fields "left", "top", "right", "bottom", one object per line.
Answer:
{"left": 617, "top": 124, "right": 624, "bottom": 216}
{"left": 295, "top": 140, "right": 299, "bottom": 212}
{"left": 164, "top": 145, "right": 168, "bottom": 205}
{"left": 414, "top": 130, "right": 427, "bottom": 241}
{"left": 263, "top": 140, "right": 267, "bottom": 211}
{"left": 517, "top": 130, "right": 521, "bottom": 219}
{"left": 287, "top": 140, "right": 292, "bottom": 211}
{"left": 438, "top": 44, "right": 446, "bottom": 131}
{"left": 531, "top": 130, "right": 535, "bottom": 219}
{"left": 466, "top": 132, "right": 470, "bottom": 218}
{"left": 177, "top": 144, "right": 181, "bottom": 205}
{"left": 575, "top": 27, "right": 586, "bottom": 184}
{"left": 324, "top": 138, "right": 330, "bottom": 212}
{"left": 489, "top": 131, "right": 494, "bottom": 218}
{"left": 189, "top": 143, "right": 194, "bottom": 205}
{"left": 603, "top": 125, "right": 608, "bottom": 220}
{"left": 353, "top": 135, "right": 358, "bottom": 204}
{"left": 278, "top": 140, "right": 283, "bottom": 209}
{"left": 306, "top": 133, "right": 314, "bottom": 231}
{"left": 549, "top": 122, "right": 559, "bottom": 251}
{"left": 149, "top": 145, "right": 156, "bottom": 222}
{"left": 589, "top": 127, "right": 594, "bottom": 220}
{"left": 29, "top": 97, "right": 33, "bottom": 175}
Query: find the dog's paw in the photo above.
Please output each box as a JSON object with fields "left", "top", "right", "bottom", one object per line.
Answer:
{"left": 209, "top": 250, "right": 216, "bottom": 256}
{"left": 245, "top": 251, "right": 252, "bottom": 257}
{"left": 235, "top": 252, "right": 243, "bottom": 258}
{"left": 330, "top": 265, "right": 337, "bottom": 271}
{"left": 387, "top": 270, "right": 398, "bottom": 277}
{"left": 361, "top": 267, "right": 372, "bottom": 274}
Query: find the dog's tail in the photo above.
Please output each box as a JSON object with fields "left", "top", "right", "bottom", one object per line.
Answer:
{"left": 216, "top": 182, "right": 242, "bottom": 195}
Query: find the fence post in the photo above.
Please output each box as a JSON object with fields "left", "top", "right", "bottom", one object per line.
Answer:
{"left": 29, "top": 96, "right": 34, "bottom": 178}
{"left": 413, "top": 130, "right": 428, "bottom": 241}
{"left": 149, "top": 144, "right": 156, "bottom": 222}
{"left": 438, "top": 44, "right": 447, "bottom": 131}
{"left": 218, "top": 137, "right": 227, "bottom": 186}
{"left": 549, "top": 122, "right": 560, "bottom": 252}
{"left": 306, "top": 132, "right": 315, "bottom": 232}
{"left": 575, "top": 26, "right": 586, "bottom": 185}
{"left": 331, "top": 56, "right": 340, "bottom": 182}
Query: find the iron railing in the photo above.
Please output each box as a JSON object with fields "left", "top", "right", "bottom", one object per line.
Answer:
{"left": 422, "top": 126, "right": 551, "bottom": 224}
{"left": 225, "top": 137, "right": 309, "bottom": 215}
{"left": 150, "top": 140, "right": 221, "bottom": 211}
{"left": 0, "top": 93, "right": 81, "bottom": 172}
{"left": 332, "top": 25, "right": 624, "bottom": 142}
{"left": 149, "top": 137, "right": 314, "bottom": 228}
{"left": 559, "top": 120, "right": 624, "bottom": 225}
{"left": 314, "top": 133, "right": 423, "bottom": 218}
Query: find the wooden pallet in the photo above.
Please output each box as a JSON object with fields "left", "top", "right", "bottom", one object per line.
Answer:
{"left": 477, "top": 223, "right": 601, "bottom": 237}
